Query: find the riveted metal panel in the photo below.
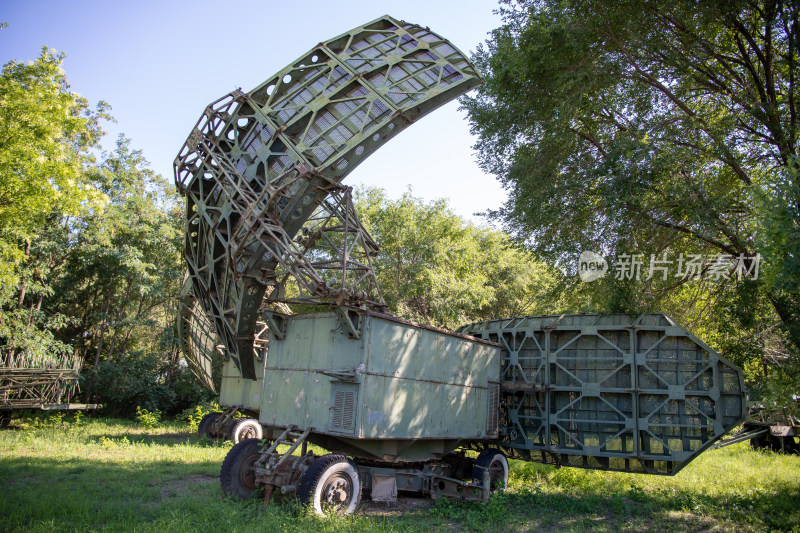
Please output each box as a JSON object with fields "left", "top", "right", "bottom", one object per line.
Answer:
{"left": 260, "top": 311, "right": 501, "bottom": 449}
{"left": 220, "top": 356, "right": 265, "bottom": 411}
{"left": 259, "top": 313, "right": 361, "bottom": 430}
{"left": 459, "top": 313, "right": 746, "bottom": 475}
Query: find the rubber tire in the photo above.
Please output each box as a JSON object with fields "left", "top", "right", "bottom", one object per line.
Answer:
{"left": 473, "top": 449, "right": 509, "bottom": 493}
{"left": 198, "top": 412, "right": 222, "bottom": 439}
{"left": 229, "top": 418, "right": 263, "bottom": 444}
{"left": 298, "top": 454, "right": 361, "bottom": 515}
{"left": 220, "top": 438, "right": 262, "bottom": 499}
{"left": 750, "top": 434, "right": 767, "bottom": 451}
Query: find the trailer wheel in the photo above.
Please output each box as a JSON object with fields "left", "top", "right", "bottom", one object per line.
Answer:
{"left": 473, "top": 449, "right": 509, "bottom": 492}
{"left": 229, "top": 418, "right": 263, "bottom": 444}
{"left": 220, "top": 439, "right": 262, "bottom": 499}
{"left": 198, "top": 412, "right": 223, "bottom": 439}
{"left": 749, "top": 432, "right": 769, "bottom": 451}
{"left": 298, "top": 454, "right": 361, "bottom": 515}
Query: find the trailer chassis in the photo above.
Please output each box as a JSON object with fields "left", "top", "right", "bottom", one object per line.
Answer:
{"left": 220, "top": 426, "right": 503, "bottom": 513}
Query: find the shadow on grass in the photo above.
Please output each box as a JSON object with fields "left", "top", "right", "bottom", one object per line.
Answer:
{"left": 0, "top": 455, "right": 231, "bottom": 531}
{"left": 429, "top": 483, "right": 800, "bottom": 532}
{"left": 2, "top": 453, "right": 798, "bottom": 532}
{"left": 83, "top": 431, "right": 208, "bottom": 446}
{"left": 0, "top": 454, "right": 410, "bottom": 533}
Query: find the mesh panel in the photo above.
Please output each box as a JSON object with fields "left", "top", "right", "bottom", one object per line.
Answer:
{"left": 460, "top": 314, "right": 746, "bottom": 475}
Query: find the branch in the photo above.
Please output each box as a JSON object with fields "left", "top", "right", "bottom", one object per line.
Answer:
{"left": 569, "top": 126, "right": 608, "bottom": 158}
{"left": 648, "top": 217, "right": 741, "bottom": 256}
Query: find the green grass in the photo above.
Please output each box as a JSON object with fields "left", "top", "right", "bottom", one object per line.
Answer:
{"left": 1, "top": 416, "right": 798, "bottom": 532}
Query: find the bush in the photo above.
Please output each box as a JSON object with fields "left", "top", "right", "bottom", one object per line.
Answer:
{"left": 178, "top": 401, "right": 221, "bottom": 432}
{"left": 135, "top": 406, "right": 161, "bottom": 428}
{"left": 170, "top": 366, "right": 216, "bottom": 416}
{"left": 83, "top": 351, "right": 176, "bottom": 418}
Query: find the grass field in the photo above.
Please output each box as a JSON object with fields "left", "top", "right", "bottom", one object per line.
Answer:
{"left": 1, "top": 414, "right": 798, "bottom": 532}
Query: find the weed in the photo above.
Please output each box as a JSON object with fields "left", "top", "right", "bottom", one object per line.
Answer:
{"left": 178, "top": 401, "right": 221, "bottom": 431}
{"left": 184, "top": 405, "right": 206, "bottom": 433}
{"left": 135, "top": 406, "right": 161, "bottom": 429}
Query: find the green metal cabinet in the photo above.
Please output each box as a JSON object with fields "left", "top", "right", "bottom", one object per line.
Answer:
{"left": 220, "top": 356, "right": 265, "bottom": 412}
{"left": 259, "top": 311, "right": 501, "bottom": 461}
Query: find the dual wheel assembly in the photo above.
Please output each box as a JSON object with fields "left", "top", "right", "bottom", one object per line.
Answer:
{"left": 220, "top": 439, "right": 509, "bottom": 515}
{"left": 197, "top": 412, "right": 263, "bottom": 444}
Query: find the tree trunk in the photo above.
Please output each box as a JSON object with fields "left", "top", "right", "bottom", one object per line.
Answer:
{"left": 15, "top": 240, "right": 31, "bottom": 309}
{"left": 120, "top": 295, "right": 147, "bottom": 355}
{"left": 83, "top": 288, "right": 113, "bottom": 403}
{"left": 106, "top": 292, "right": 130, "bottom": 362}
{"left": 6, "top": 241, "right": 32, "bottom": 366}
{"left": 75, "top": 285, "right": 101, "bottom": 365}
{"left": 767, "top": 291, "right": 800, "bottom": 354}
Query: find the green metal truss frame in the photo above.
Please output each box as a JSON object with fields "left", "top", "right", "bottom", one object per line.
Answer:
{"left": 174, "top": 15, "right": 482, "bottom": 380}
{"left": 460, "top": 313, "right": 747, "bottom": 475}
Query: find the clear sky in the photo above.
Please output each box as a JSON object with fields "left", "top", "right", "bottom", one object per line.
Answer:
{"left": 2, "top": 0, "right": 508, "bottom": 224}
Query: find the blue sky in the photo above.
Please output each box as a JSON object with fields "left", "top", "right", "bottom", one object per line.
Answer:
{"left": 2, "top": 0, "right": 508, "bottom": 223}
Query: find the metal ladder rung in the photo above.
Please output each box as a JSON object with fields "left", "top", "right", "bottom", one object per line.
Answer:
{"left": 256, "top": 425, "right": 313, "bottom": 471}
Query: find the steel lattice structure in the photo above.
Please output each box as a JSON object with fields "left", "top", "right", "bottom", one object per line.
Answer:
{"left": 459, "top": 313, "right": 746, "bottom": 474}
{"left": 175, "top": 15, "right": 482, "bottom": 380}
{"left": 174, "top": 17, "right": 748, "bottom": 511}
{"left": 0, "top": 369, "right": 81, "bottom": 409}
{"left": 177, "top": 276, "right": 220, "bottom": 392}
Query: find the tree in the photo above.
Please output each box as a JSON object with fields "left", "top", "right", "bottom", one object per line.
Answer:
{"left": 0, "top": 45, "right": 190, "bottom": 414}
{"left": 45, "top": 137, "right": 184, "bottom": 401}
{"left": 462, "top": 0, "right": 800, "bottom": 376}
{"left": 0, "top": 47, "right": 109, "bottom": 301}
{"left": 0, "top": 47, "right": 110, "bottom": 367}
{"left": 355, "top": 187, "right": 565, "bottom": 329}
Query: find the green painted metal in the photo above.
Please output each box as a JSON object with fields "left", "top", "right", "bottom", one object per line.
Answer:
{"left": 177, "top": 276, "right": 218, "bottom": 392}
{"left": 175, "top": 15, "right": 482, "bottom": 381}
{"left": 220, "top": 357, "right": 265, "bottom": 412}
{"left": 178, "top": 273, "right": 274, "bottom": 400}
{"left": 260, "top": 311, "right": 501, "bottom": 461}
{"left": 458, "top": 314, "right": 747, "bottom": 475}
{"left": 175, "top": 15, "right": 748, "bottom": 487}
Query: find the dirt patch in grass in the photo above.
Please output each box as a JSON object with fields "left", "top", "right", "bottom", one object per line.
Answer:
{"left": 158, "top": 474, "right": 218, "bottom": 498}
{"left": 360, "top": 495, "right": 433, "bottom": 516}
{"left": 659, "top": 510, "right": 723, "bottom": 532}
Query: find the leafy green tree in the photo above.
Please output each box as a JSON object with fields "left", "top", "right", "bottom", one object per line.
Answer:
{"left": 355, "top": 187, "right": 565, "bottom": 329}
{"left": 0, "top": 47, "right": 109, "bottom": 300}
{"left": 0, "top": 47, "right": 111, "bottom": 367}
{"left": 463, "top": 0, "right": 800, "bottom": 381}
{"left": 42, "top": 137, "right": 184, "bottom": 400}
{"left": 0, "top": 45, "right": 189, "bottom": 413}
